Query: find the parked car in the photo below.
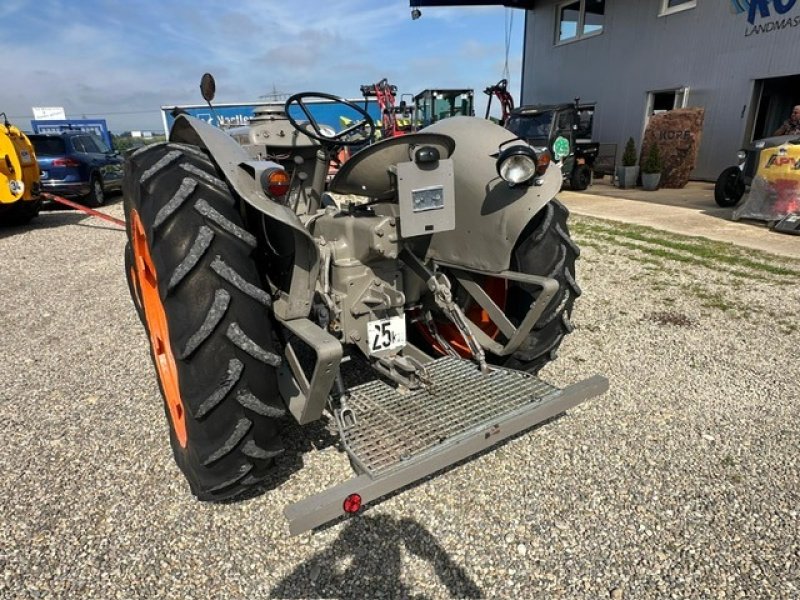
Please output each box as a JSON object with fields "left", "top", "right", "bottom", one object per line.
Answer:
{"left": 714, "top": 134, "right": 800, "bottom": 207}
{"left": 28, "top": 131, "right": 123, "bottom": 207}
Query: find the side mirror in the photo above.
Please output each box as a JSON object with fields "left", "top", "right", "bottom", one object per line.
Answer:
{"left": 200, "top": 73, "right": 216, "bottom": 103}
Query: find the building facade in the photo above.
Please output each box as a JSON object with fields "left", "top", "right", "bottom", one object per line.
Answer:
{"left": 520, "top": 0, "right": 800, "bottom": 180}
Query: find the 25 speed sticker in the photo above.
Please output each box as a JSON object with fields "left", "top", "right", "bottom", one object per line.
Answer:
{"left": 367, "top": 316, "right": 406, "bottom": 354}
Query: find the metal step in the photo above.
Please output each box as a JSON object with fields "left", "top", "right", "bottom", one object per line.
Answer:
{"left": 339, "top": 357, "right": 560, "bottom": 477}
{"left": 284, "top": 358, "right": 608, "bottom": 535}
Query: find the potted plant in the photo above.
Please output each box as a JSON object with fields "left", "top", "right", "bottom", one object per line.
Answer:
{"left": 641, "top": 143, "right": 662, "bottom": 191}
{"left": 617, "top": 137, "right": 639, "bottom": 189}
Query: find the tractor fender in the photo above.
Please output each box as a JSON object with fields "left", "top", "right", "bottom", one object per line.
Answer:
{"left": 422, "top": 117, "right": 562, "bottom": 273}
{"left": 170, "top": 114, "right": 319, "bottom": 321}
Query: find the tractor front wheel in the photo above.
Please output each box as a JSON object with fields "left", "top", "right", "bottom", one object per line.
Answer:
{"left": 124, "top": 142, "right": 286, "bottom": 501}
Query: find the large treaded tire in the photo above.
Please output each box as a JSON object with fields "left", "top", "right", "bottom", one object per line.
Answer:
{"left": 123, "top": 142, "right": 286, "bottom": 501}
{"left": 500, "top": 199, "right": 580, "bottom": 374}
{"left": 124, "top": 242, "right": 145, "bottom": 327}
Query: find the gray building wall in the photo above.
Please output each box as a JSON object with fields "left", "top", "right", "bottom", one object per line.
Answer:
{"left": 521, "top": 0, "right": 800, "bottom": 180}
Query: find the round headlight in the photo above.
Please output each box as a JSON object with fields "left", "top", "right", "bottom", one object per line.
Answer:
{"left": 496, "top": 145, "right": 538, "bottom": 185}
{"left": 737, "top": 150, "right": 747, "bottom": 161}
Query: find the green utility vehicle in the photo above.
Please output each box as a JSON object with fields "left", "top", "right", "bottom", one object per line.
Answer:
{"left": 505, "top": 101, "right": 599, "bottom": 191}
{"left": 413, "top": 88, "right": 474, "bottom": 128}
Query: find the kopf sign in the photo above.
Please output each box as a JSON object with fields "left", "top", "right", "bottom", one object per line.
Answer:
{"left": 749, "top": 0, "right": 798, "bottom": 24}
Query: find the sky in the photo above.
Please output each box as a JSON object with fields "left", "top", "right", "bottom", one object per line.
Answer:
{"left": 0, "top": 0, "right": 524, "bottom": 134}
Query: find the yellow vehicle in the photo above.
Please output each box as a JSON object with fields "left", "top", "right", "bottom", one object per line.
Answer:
{"left": 0, "top": 113, "right": 42, "bottom": 225}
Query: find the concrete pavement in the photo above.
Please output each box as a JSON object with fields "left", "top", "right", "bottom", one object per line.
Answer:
{"left": 560, "top": 178, "right": 800, "bottom": 260}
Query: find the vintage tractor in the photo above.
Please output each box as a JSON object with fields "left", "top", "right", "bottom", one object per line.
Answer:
{"left": 0, "top": 113, "right": 42, "bottom": 225}
{"left": 123, "top": 75, "right": 607, "bottom": 534}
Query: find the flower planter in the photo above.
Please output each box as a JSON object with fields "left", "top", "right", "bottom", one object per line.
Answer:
{"left": 641, "top": 172, "right": 661, "bottom": 191}
{"left": 618, "top": 166, "right": 639, "bottom": 189}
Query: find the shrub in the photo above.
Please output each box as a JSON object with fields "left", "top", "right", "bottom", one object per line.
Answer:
{"left": 622, "top": 137, "right": 637, "bottom": 167}
{"left": 642, "top": 143, "right": 663, "bottom": 174}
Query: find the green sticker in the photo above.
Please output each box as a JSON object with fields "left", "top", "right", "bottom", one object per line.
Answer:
{"left": 553, "top": 136, "right": 570, "bottom": 161}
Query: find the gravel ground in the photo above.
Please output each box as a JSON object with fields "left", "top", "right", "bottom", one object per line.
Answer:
{"left": 1, "top": 197, "right": 799, "bottom": 599}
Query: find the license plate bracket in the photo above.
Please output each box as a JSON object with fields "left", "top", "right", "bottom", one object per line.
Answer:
{"left": 367, "top": 316, "right": 406, "bottom": 355}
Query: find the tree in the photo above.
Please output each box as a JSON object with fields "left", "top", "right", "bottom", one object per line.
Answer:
{"left": 622, "top": 137, "right": 637, "bottom": 167}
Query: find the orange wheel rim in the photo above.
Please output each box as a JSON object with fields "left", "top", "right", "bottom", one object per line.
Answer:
{"left": 415, "top": 275, "right": 507, "bottom": 358}
{"left": 130, "top": 210, "right": 188, "bottom": 447}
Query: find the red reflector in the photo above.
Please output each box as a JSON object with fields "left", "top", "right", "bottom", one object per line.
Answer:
{"left": 343, "top": 493, "right": 362, "bottom": 514}
{"left": 52, "top": 158, "right": 80, "bottom": 167}
{"left": 263, "top": 169, "right": 290, "bottom": 198}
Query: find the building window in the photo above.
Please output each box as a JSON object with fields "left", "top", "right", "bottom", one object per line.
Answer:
{"left": 647, "top": 88, "right": 689, "bottom": 116}
{"left": 556, "top": 0, "right": 605, "bottom": 44}
{"left": 575, "top": 105, "right": 595, "bottom": 141}
{"left": 659, "top": 0, "right": 696, "bottom": 17}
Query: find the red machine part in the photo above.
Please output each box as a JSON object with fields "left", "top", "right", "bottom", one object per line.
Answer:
{"left": 362, "top": 78, "right": 407, "bottom": 138}
{"left": 42, "top": 193, "right": 126, "bottom": 228}
{"left": 413, "top": 275, "right": 508, "bottom": 358}
{"left": 484, "top": 79, "right": 515, "bottom": 124}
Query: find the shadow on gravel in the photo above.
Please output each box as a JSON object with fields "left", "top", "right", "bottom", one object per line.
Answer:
{"left": 270, "top": 514, "right": 483, "bottom": 599}
{"left": 0, "top": 192, "right": 127, "bottom": 238}
{"left": 0, "top": 211, "right": 90, "bottom": 238}
{"left": 220, "top": 416, "right": 341, "bottom": 503}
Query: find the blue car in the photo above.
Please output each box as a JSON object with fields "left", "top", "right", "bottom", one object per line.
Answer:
{"left": 29, "top": 131, "right": 123, "bottom": 207}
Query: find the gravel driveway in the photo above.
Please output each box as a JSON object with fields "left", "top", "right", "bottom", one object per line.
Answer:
{"left": 1, "top": 198, "right": 798, "bottom": 599}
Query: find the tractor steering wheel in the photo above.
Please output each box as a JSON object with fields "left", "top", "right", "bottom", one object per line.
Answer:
{"left": 285, "top": 92, "right": 375, "bottom": 147}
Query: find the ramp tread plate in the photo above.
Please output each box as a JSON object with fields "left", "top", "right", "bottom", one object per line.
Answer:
{"left": 342, "top": 357, "right": 557, "bottom": 476}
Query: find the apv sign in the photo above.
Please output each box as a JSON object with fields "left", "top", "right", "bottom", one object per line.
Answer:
{"left": 730, "top": 0, "right": 800, "bottom": 35}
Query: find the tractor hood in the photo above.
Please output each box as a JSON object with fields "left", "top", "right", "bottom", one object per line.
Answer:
{"left": 329, "top": 133, "right": 456, "bottom": 199}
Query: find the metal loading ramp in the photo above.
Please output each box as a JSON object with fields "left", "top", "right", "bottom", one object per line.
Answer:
{"left": 284, "top": 358, "right": 608, "bottom": 535}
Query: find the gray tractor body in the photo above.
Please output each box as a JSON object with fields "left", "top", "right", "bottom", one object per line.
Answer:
{"left": 166, "top": 107, "right": 607, "bottom": 534}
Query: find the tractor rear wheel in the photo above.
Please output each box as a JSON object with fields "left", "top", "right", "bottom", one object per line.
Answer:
{"left": 417, "top": 200, "right": 580, "bottom": 375}
{"left": 501, "top": 199, "right": 580, "bottom": 373}
{"left": 124, "top": 242, "right": 144, "bottom": 327}
{"left": 124, "top": 142, "right": 286, "bottom": 501}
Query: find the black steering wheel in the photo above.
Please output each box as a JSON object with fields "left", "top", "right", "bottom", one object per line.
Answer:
{"left": 285, "top": 92, "right": 376, "bottom": 147}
